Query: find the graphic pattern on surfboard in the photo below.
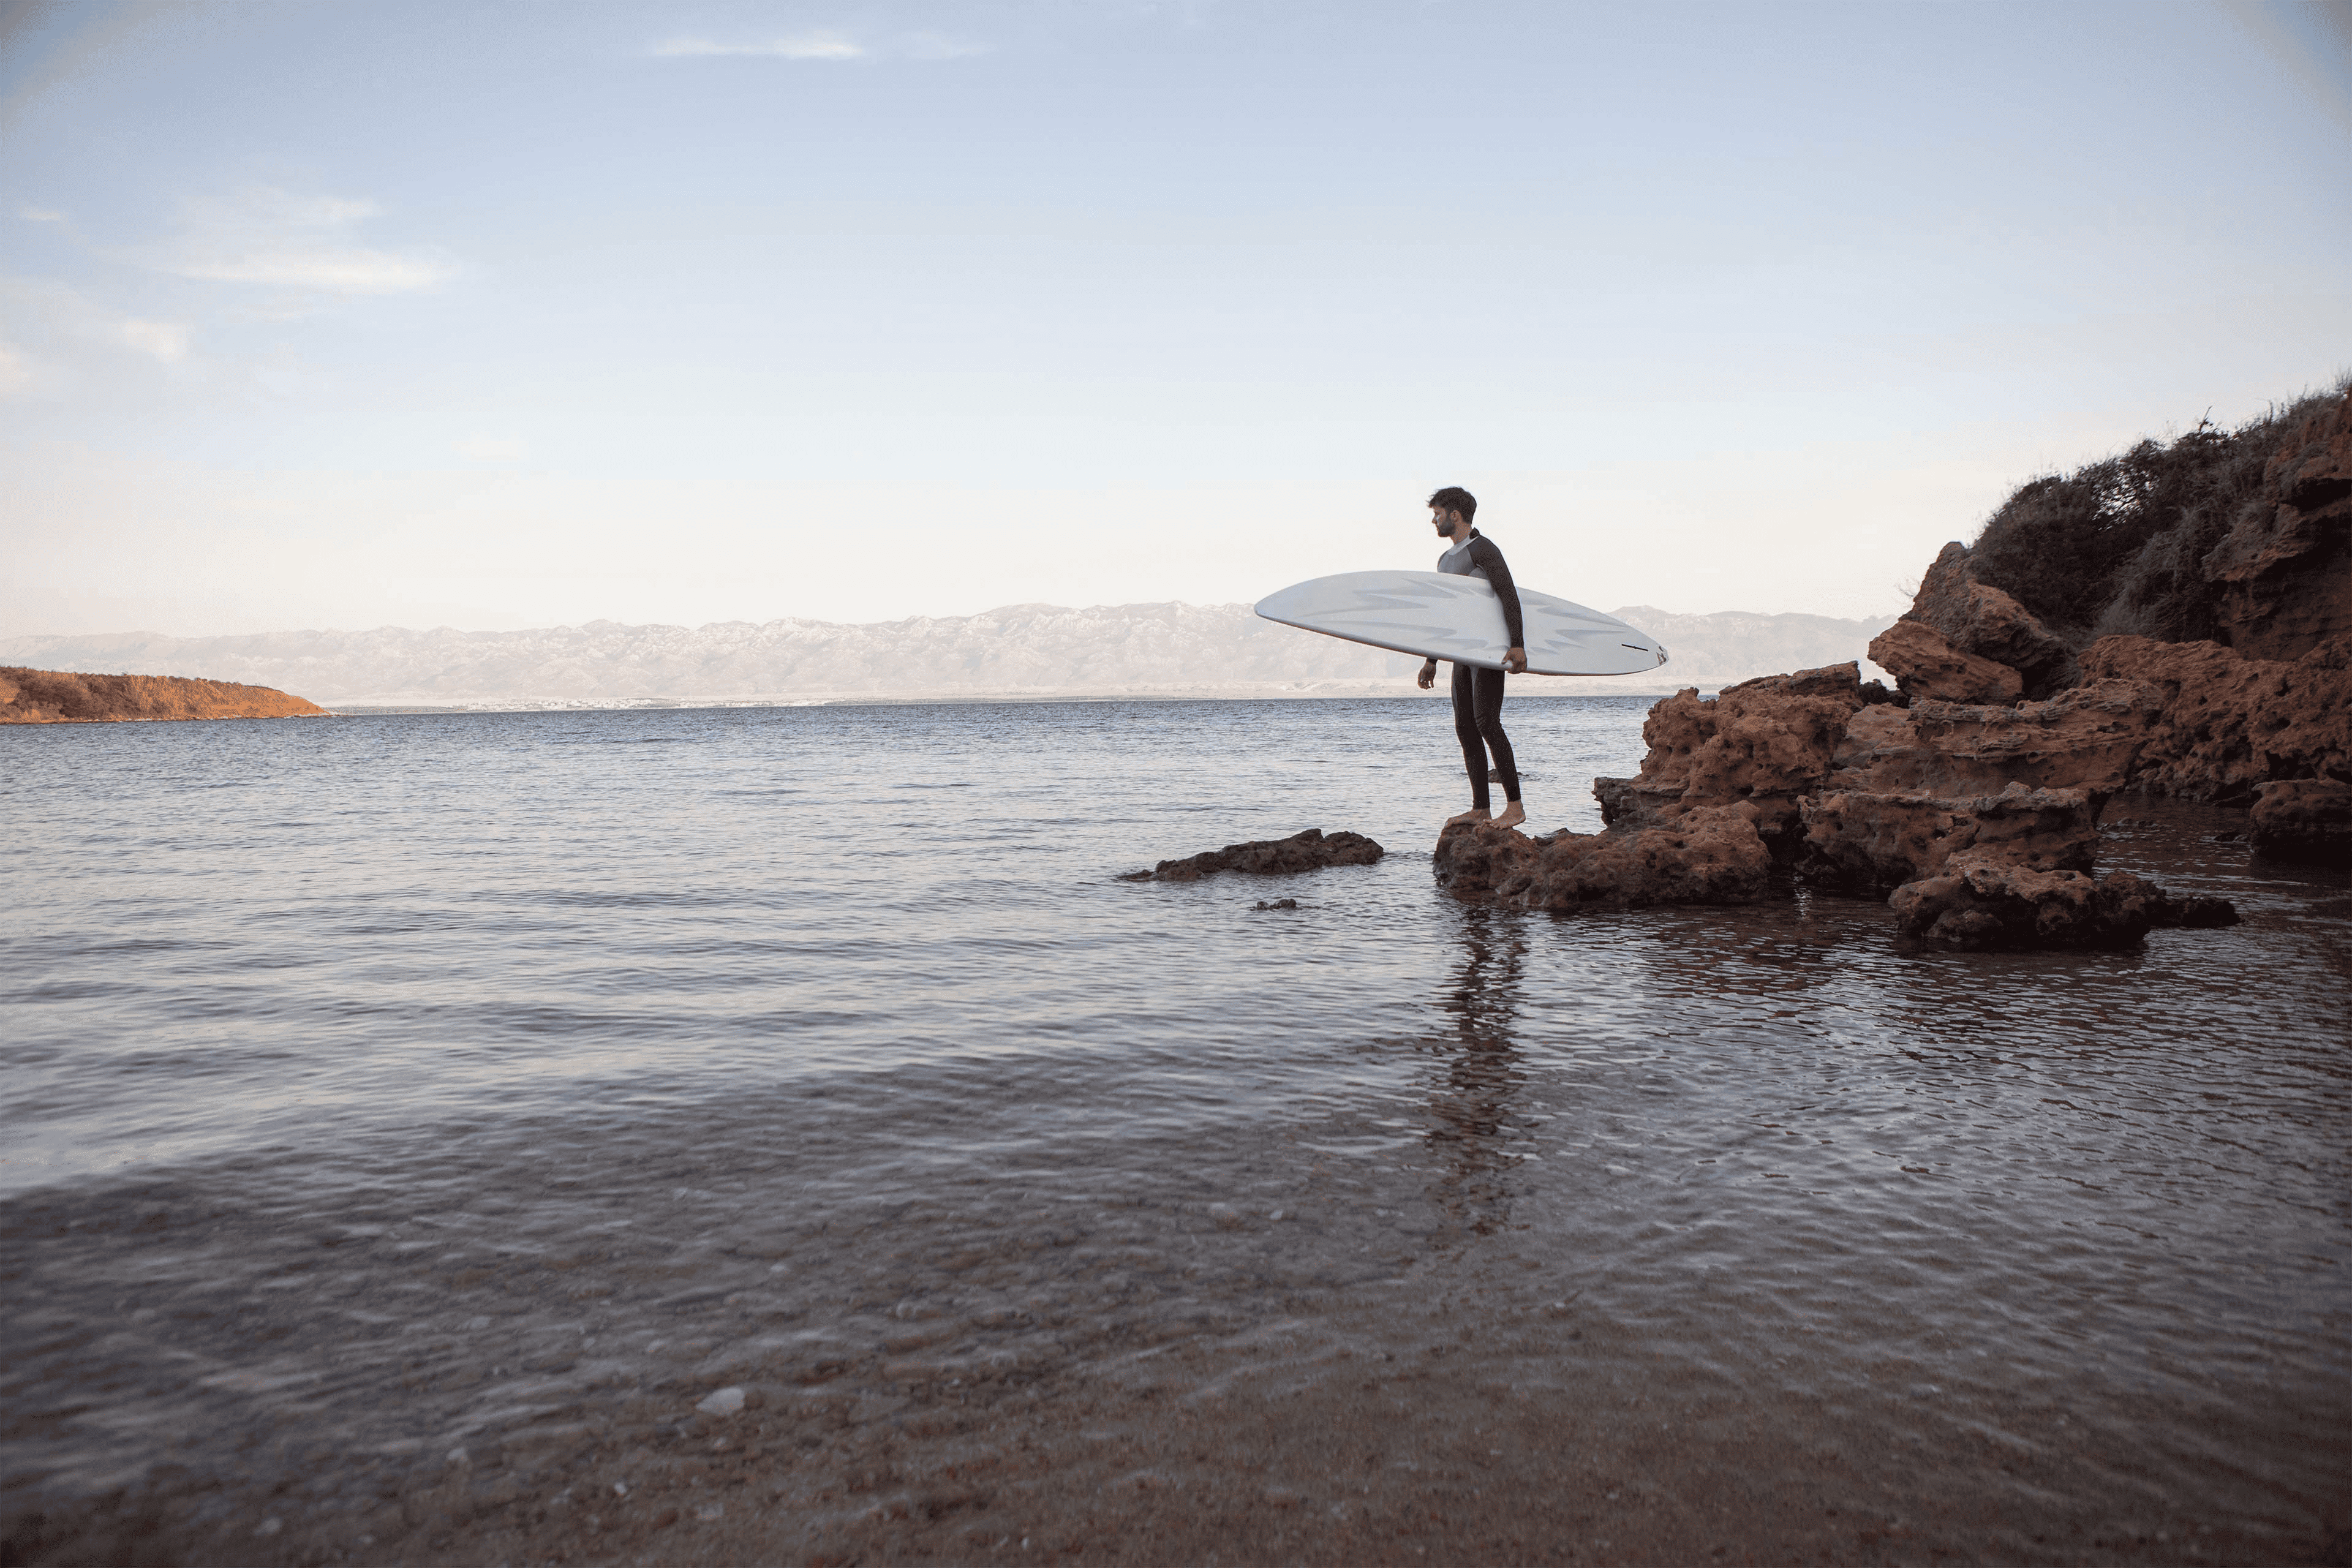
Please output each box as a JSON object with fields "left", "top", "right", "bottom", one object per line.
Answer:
{"left": 1254, "top": 571, "right": 1670, "bottom": 677}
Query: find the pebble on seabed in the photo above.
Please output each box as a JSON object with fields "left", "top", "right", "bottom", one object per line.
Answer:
{"left": 697, "top": 1385, "right": 747, "bottom": 1417}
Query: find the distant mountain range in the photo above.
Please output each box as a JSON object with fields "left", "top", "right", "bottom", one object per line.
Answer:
{"left": 0, "top": 603, "right": 1896, "bottom": 709}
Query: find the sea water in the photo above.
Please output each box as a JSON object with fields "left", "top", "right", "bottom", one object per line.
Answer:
{"left": 4, "top": 697, "right": 2347, "bottom": 1561}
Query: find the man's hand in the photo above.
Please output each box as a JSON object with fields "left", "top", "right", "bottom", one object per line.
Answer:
{"left": 1504, "top": 647, "right": 1528, "bottom": 674}
{"left": 1417, "top": 658, "right": 1438, "bottom": 690}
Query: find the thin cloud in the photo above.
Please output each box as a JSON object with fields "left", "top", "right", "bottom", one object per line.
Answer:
{"left": 0, "top": 337, "right": 32, "bottom": 396}
{"left": 141, "top": 187, "right": 456, "bottom": 295}
{"left": 118, "top": 318, "right": 189, "bottom": 362}
{"left": 19, "top": 206, "right": 66, "bottom": 224}
{"left": 456, "top": 436, "right": 527, "bottom": 461}
{"left": 0, "top": 275, "right": 192, "bottom": 367}
{"left": 652, "top": 31, "right": 864, "bottom": 60}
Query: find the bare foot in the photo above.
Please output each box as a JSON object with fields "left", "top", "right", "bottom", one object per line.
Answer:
{"left": 1446, "top": 806, "right": 1492, "bottom": 827}
{"left": 1491, "top": 801, "right": 1526, "bottom": 830}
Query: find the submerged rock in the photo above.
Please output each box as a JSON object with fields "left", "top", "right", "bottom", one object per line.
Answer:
{"left": 1433, "top": 807, "right": 1771, "bottom": 912}
{"left": 1888, "top": 854, "right": 2236, "bottom": 951}
{"left": 1129, "top": 827, "right": 1383, "bottom": 883}
{"left": 2248, "top": 780, "right": 2352, "bottom": 866}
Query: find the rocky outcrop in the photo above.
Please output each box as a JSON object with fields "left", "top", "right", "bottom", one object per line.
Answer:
{"left": 2206, "top": 390, "right": 2352, "bottom": 662}
{"left": 1448, "top": 388, "right": 2348, "bottom": 940}
{"left": 1888, "top": 856, "right": 2236, "bottom": 952}
{"left": 1125, "top": 828, "right": 1383, "bottom": 882}
{"left": 1433, "top": 806, "right": 1770, "bottom": 911}
{"left": 0, "top": 666, "right": 328, "bottom": 724}
{"left": 1796, "top": 783, "right": 2100, "bottom": 897}
{"left": 2248, "top": 781, "right": 2352, "bottom": 867}
{"left": 1830, "top": 681, "right": 2166, "bottom": 797}
{"left": 1905, "top": 543, "right": 2079, "bottom": 697}
{"left": 1596, "top": 662, "right": 1874, "bottom": 848}
{"left": 1866, "top": 618, "right": 2021, "bottom": 704}
{"left": 2073, "top": 635, "right": 2351, "bottom": 802}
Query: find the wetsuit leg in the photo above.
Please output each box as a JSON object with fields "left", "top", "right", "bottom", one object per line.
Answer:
{"left": 1452, "top": 662, "right": 1491, "bottom": 810}
{"left": 1474, "top": 666, "right": 1520, "bottom": 804}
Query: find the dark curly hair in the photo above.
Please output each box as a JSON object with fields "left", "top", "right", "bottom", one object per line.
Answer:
{"left": 1427, "top": 486, "right": 1477, "bottom": 522}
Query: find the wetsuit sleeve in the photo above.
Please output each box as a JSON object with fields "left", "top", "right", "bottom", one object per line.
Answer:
{"left": 1468, "top": 537, "right": 1525, "bottom": 648}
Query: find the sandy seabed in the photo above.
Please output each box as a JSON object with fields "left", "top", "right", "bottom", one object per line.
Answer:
{"left": 7, "top": 1096, "right": 2342, "bottom": 1568}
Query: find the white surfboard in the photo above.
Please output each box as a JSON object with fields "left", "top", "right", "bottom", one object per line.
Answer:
{"left": 1254, "top": 571, "right": 1669, "bottom": 677}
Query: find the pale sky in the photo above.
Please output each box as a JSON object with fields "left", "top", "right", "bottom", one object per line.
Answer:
{"left": 2, "top": 0, "right": 2347, "bottom": 638}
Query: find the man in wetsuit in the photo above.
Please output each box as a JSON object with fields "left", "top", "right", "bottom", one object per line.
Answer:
{"left": 1415, "top": 486, "right": 1528, "bottom": 829}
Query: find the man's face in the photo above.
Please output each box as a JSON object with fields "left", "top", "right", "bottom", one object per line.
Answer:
{"left": 1430, "top": 506, "right": 1464, "bottom": 538}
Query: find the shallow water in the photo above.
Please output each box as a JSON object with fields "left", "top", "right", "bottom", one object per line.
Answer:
{"left": 3, "top": 698, "right": 2347, "bottom": 1564}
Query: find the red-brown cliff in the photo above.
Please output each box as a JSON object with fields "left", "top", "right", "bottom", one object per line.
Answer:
{"left": 0, "top": 667, "right": 330, "bottom": 724}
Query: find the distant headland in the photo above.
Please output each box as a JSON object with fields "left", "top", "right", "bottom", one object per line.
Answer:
{"left": 0, "top": 667, "right": 328, "bottom": 725}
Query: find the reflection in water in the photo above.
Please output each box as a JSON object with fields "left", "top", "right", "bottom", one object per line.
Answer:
{"left": 1418, "top": 906, "right": 1531, "bottom": 1237}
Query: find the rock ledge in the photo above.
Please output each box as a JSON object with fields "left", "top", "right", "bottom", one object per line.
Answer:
{"left": 1124, "top": 828, "right": 1384, "bottom": 883}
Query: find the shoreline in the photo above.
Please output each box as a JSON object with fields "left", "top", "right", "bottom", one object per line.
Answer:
{"left": 317, "top": 688, "right": 1705, "bottom": 717}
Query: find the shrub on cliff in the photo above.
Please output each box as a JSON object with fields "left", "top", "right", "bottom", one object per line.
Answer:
{"left": 1966, "top": 379, "right": 2346, "bottom": 643}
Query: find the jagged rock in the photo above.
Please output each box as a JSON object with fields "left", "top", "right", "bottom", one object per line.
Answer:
{"left": 2248, "top": 780, "right": 2352, "bottom": 866}
{"left": 1597, "top": 661, "right": 1872, "bottom": 850}
{"left": 1906, "top": 543, "right": 2079, "bottom": 696}
{"left": 1433, "top": 807, "right": 1771, "bottom": 911}
{"left": 2206, "top": 389, "right": 2352, "bottom": 662}
{"left": 1887, "top": 853, "right": 2215, "bottom": 951}
{"left": 2075, "top": 635, "right": 2352, "bottom": 801}
{"left": 1796, "top": 783, "right": 2100, "bottom": 897}
{"left": 1866, "top": 618, "right": 2022, "bottom": 706}
{"left": 1130, "top": 827, "right": 1384, "bottom": 883}
{"left": 1591, "top": 774, "right": 1681, "bottom": 833}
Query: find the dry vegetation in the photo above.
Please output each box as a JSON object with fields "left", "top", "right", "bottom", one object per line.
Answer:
{"left": 1966, "top": 377, "right": 2351, "bottom": 644}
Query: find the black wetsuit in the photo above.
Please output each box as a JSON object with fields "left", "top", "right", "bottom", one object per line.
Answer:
{"left": 1436, "top": 532, "right": 1522, "bottom": 810}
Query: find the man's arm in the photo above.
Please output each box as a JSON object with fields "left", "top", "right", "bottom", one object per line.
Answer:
{"left": 1467, "top": 538, "right": 1528, "bottom": 668}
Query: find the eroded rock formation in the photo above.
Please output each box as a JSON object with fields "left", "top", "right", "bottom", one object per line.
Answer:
{"left": 1904, "top": 543, "right": 2079, "bottom": 697}
{"left": 0, "top": 667, "right": 328, "bottom": 724}
{"left": 1439, "top": 388, "right": 2346, "bottom": 949}
{"left": 2074, "top": 635, "right": 2352, "bottom": 801}
{"left": 1432, "top": 805, "right": 1770, "bottom": 912}
{"left": 2203, "top": 390, "right": 2352, "bottom": 661}
{"left": 1125, "top": 828, "right": 1384, "bottom": 883}
{"left": 1866, "top": 618, "right": 2022, "bottom": 705}
{"left": 1796, "top": 783, "right": 2100, "bottom": 897}
{"left": 1888, "top": 858, "right": 2236, "bottom": 952}
{"left": 2248, "top": 781, "right": 2352, "bottom": 867}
